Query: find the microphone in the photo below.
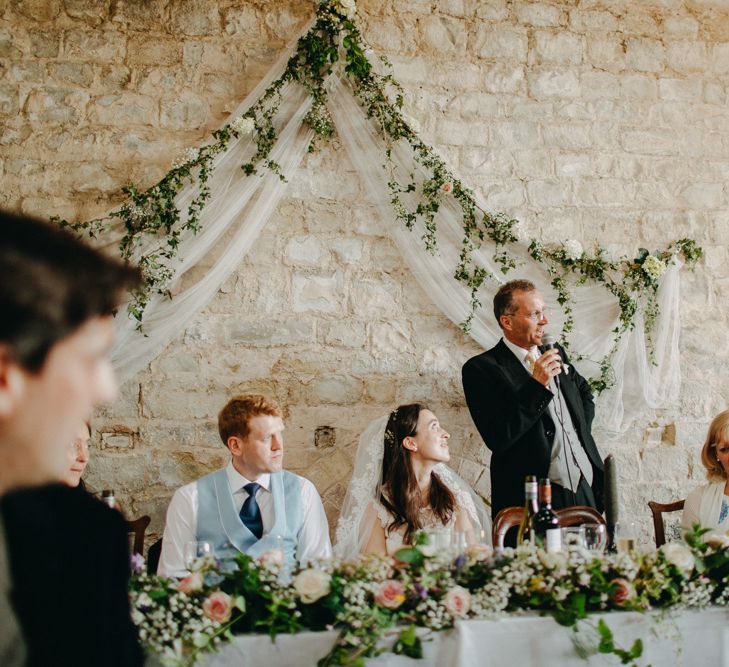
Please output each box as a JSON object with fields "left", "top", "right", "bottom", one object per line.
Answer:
{"left": 540, "top": 333, "right": 561, "bottom": 384}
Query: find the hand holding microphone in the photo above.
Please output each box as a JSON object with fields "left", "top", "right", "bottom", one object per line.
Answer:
{"left": 532, "top": 333, "right": 562, "bottom": 387}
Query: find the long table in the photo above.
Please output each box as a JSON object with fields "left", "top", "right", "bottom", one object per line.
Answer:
{"left": 199, "top": 607, "right": 729, "bottom": 666}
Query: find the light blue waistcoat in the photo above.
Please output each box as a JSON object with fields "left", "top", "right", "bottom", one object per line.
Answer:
{"left": 196, "top": 468, "right": 303, "bottom": 566}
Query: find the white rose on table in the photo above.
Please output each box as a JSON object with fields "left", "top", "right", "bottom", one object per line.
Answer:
{"left": 705, "top": 531, "right": 729, "bottom": 549}
{"left": 661, "top": 542, "right": 695, "bottom": 574}
{"left": 293, "top": 568, "right": 331, "bottom": 603}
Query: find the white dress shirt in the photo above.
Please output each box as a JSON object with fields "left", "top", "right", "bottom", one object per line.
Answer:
{"left": 502, "top": 337, "right": 592, "bottom": 492}
{"left": 158, "top": 462, "right": 332, "bottom": 577}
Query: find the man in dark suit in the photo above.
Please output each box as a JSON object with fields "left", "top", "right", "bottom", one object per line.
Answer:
{"left": 462, "top": 279, "right": 604, "bottom": 522}
{"left": 0, "top": 210, "right": 143, "bottom": 666}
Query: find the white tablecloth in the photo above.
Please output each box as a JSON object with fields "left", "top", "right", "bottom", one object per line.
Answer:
{"left": 199, "top": 607, "right": 729, "bottom": 666}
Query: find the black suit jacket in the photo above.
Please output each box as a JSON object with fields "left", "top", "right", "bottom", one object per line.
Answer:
{"left": 462, "top": 340, "right": 604, "bottom": 519}
{"left": 0, "top": 484, "right": 144, "bottom": 667}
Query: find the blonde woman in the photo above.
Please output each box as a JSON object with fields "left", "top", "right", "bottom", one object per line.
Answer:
{"left": 682, "top": 409, "right": 729, "bottom": 531}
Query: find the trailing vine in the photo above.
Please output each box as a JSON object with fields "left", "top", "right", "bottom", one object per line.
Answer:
{"left": 54, "top": 0, "right": 702, "bottom": 393}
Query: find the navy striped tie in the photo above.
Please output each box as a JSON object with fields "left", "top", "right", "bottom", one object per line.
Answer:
{"left": 240, "top": 482, "right": 263, "bottom": 539}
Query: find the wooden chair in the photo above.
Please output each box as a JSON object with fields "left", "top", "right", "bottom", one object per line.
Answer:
{"left": 648, "top": 499, "right": 685, "bottom": 547}
{"left": 492, "top": 505, "right": 605, "bottom": 548}
{"left": 147, "top": 538, "right": 163, "bottom": 574}
{"left": 125, "top": 515, "right": 151, "bottom": 556}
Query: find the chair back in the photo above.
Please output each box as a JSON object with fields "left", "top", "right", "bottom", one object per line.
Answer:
{"left": 492, "top": 505, "right": 605, "bottom": 548}
{"left": 648, "top": 499, "right": 685, "bottom": 547}
{"left": 125, "top": 515, "right": 151, "bottom": 556}
{"left": 147, "top": 538, "right": 163, "bottom": 575}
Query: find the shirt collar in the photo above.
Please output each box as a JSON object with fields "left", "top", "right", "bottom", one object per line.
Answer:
{"left": 226, "top": 461, "right": 271, "bottom": 493}
{"left": 502, "top": 336, "right": 538, "bottom": 364}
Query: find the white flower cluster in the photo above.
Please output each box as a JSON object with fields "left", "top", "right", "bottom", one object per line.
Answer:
{"left": 642, "top": 254, "right": 667, "bottom": 281}
{"left": 678, "top": 576, "right": 715, "bottom": 608}
{"left": 563, "top": 239, "right": 584, "bottom": 261}
{"left": 131, "top": 582, "right": 220, "bottom": 661}
{"left": 334, "top": 0, "right": 356, "bottom": 19}
{"left": 172, "top": 147, "right": 200, "bottom": 170}
{"left": 230, "top": 115, "right": 255, "bottom": 136}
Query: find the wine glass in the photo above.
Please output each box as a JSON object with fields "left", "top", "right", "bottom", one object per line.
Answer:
{"left": 184, "top": 540, "right": 214, "bottom": 570}
{"left": 561, "top": 526, "right": 586, "bottom": 549}
{"left": 583, "top": 523, "right": 607, "bottom": 554}
{"left": 615, "top": 522, "right": 637, "bottom": 554}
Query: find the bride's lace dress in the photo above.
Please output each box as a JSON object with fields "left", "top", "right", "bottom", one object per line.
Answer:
{"left": 373, "top": 497, "right": 457, "bottom": 555}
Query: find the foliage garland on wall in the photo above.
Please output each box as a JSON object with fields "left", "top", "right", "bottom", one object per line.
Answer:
{"left": 54, "top": 0, "right": 702, "bottom": 393}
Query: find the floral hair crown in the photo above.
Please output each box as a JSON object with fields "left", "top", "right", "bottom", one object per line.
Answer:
{"left": 384, "top": 410, "right": 398, "bottom": 448}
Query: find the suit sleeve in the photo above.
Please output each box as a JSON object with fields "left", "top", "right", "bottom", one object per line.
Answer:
{"left": 462, "top": 356, "right": 553, "bottom": 455}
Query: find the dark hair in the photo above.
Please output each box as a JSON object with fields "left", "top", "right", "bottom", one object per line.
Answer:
{"left": 380, "top": 403, "right": 455, "bottom": 543}
{"left": 218, "top": 394, "right": 281, "bottom": 447}
{"left": 493, "top": 279, "right": 537, "bottom": 326}
{"left": 0, "top": 210, "right": 141, "bottom": 372}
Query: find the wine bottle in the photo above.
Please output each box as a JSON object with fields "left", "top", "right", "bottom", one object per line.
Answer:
{"left": 101, "top": 489, "right": 117, "bottom": 509}
{"left": 534, "top": 479, "right": 561, "bottom": 552}
{"left": 516, "top": 475, "right": 538, "bottom": 545}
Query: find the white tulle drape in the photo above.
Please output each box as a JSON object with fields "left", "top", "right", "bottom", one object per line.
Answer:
{"left": 107, "top": 43, "right": 682, "bottom": 434}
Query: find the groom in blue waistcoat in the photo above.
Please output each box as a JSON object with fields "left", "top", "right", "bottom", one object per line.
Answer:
{"left": 158, "top": 394, "right": 332, "bottom": 577}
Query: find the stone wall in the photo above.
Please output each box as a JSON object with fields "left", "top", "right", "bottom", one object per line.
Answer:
{"left": 2, "top": 0, "right": 729, "bottom": 546}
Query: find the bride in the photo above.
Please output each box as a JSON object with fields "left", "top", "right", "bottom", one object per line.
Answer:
{"left": 335, "top": 403, "right": 491, "bottom": 558}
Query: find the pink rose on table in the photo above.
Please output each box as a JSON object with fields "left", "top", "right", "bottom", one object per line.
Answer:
{"left": 374, "top": 580, "right": 405, "bottom": 609}
{"left": 176, "top": 571, "right": 203, "bottom": 594}
{"left": 441, "top": 181, "right": 453, "bottom": 194}
{"left": 444, "top": 585, "right": 471, "bottom": 617}
{"left": 203, "top": 591, "right": 233, "bottom": 623}
{"left": 609, "top": 578, "right": 634, "bottom": 606}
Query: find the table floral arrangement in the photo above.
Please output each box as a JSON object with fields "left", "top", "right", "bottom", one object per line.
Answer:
{"left": 129, "top": 526, "right": 729, "bottom": 667}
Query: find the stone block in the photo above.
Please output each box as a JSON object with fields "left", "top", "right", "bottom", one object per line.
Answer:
{"left": 222, "top": 5, "right": 260, "bottom": 39}
{"left": 527, "top": 68, "right": 580, "bottom": 98}
{"left": 580, "top": 70, "right": 620, "bottom": 98}
{"left": 435, "top": 0, "right": 473, "bottom": 18}
{"left": 658, "top": 77, "right": 703, "bottom": 101}
{"left": 321, "top": 320, "right": 367, "bottom": 348}
{"left": 704, "top": 81, "right": 726, "bottom": 106}
{"left": 482, "top": 63, "right": 526, "bottom": 94}
{"left": 223, "top": 318, "right": 314, "bottom": 347}
{"left": 89, "top": 93, "right": 157, "bottom": 126}
{"left": 285, "top": 236, "right": 323, "bottom": 266}
{"left": 666, "top": 41, "right": 708, "bottom": 74}
{"left": 621, "top": 128, "right": 675, "bottom": 156}
{"left": 371, "top": 321, "right": 413, "bottom": 355}
{"left": 620, "top": 73, "right": 658, "bottom": 99}
{"left": 330, "top": 238, "right": 363, "bottom": 264}
{"left": 678, "top": 182, "right": 724, "bottom": 209}
{"left": 542, "top": 123, "right": 592, "bottom": 149}
{"left": 490, "top": 120, "right": 540, "bottom": 148}
{"left": 471, "top": 27, "right": 528, "bottom": 61}
{"left": 350, "top": 277, "right": 401, "bottom": 317}
{"left": 46, "top": 61, "right": 95, "bottom": 87}
{"left": 169, "top": 0, "right": 219, "bottom": 36}
{"left": 263, "top": 3, "right": 309, "bottom": 37}
{"left": 569, "top": 9, "right": 618, "bottom": 32}
{"left": 96, "top": 64, "right": 131, "bottom": 91}
{"left": 460, "top": 147, "right": 515, "bottom": 178}
{"left": 526, "top": 180, "right": 569, "bottom": 207}
{"left": 100, "top": 431, "right": 135, "bottom": 450}
{"left": 419, "top": 15, "right": 467, "bottom": 55}
{"left": 127, "top": 35, "right": 182, "bottom": 66}
{"left": 12, "top": 0, "right": 60, "bottom": 21}
{"left": 63, "top": 0, "right": 108, "bottom": 26}
{"left": 160, "top": 91, "right": 208, "bottom": 130}
{"left": 712, "top": 43, "right": 729, "bottom": 74}
{"left": 625, "top": 37, "right": 665, "bottom": 73}
{"left": 64, "top": 29, "right": 125, "bottom": 62}
{"left": 362, "top": 377, "right": 398, "bottom": 404}
{"left": 84, "top": 451, "right": 157, "bottom": 495}
{"left": 0, "top": 27, "right": 21, "bottom": 58}
{"left": 555, "top": 153, "right": 591, "bottom": 177}
{"left": 586, "top": 36, "right": 625, "bottom": 72}
{"left": 292, "top": 273, "right": 345, "bottom": 314}
{"left": 533, "top": 31, "right": 583, "bottom": 65}
{"left": 24, "top": 88, "right": 89, "bottom": 124}
{"left": 0, "top": 86, "right": 19, "bottom": 117}
{"left": 514, "top": 2, "right": 563, "bottom": 28}
{"left": 475, "top": 1, "right": 508, "bottom": 21}
{"left": 142, "top": 384, "right": 228, "bottom": 420}
{"left": 309, "top": 375, "right": 364, "bottom": 405}
{"left": 29, "top": 30, "right": 60, "bottom": 57}
{"left": 111, "top": 0, "right": 165, "bottom": 29}
{"left": 479, "top": 180, "right": 526, "bottom": 208}
{"left": 662, "top": 16, "right": 699, "bottom": 39}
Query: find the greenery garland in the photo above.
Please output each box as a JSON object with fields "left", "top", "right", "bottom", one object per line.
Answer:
{"left": 53, "top": 0, "right": 702, "bottom": 393}
{"left": 130, "top": 526, "right": 729, "bottom": 666}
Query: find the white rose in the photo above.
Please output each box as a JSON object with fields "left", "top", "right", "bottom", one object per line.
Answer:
{"left": 642, "top": 254, "right": 667, "bottom": 281}
{"left": 444, "top": 585, "right": 471, "bottom": 617}
{"left": 563, "top": 239, "right": 583, "bottom": 261}
{"left": 293, "top": 568, "right": 331, "bottom": 603}
{"left": 705, "top": 532, "right": 729, "bottom": 549}
{"left": 338, "top": 0, "right": 357, "bottom": 18}
{"left": 231, "top": 116, "right": 255, "bottom": 135}
{"left": 661, "top": 542, "right": 695, "bottom": 574}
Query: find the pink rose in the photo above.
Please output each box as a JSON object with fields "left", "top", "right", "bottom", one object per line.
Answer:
{"left": 609, "top": 578, "right": 634, "bottom": 606}
{"left": 374, "top": 580, "right": 405, "bottom": 609}
{"left": 203, "top": 591, "right": 233, "bottom": 623}
{"left": 258, "top": 549, "right": 284, "bottom": 569}
{"left": 176, "top": 571, "right": 203, "bottom": 594}
{"left": 441, "top": 181, "right": 453, "bottom": 194}
{"left": 444, "top": 585, "right": 471, "bottom": 618}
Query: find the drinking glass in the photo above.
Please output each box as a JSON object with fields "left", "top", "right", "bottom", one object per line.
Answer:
{"left": 561, "top": 526, "right": 586, "bottom": 549}
{"left": 184, "top": 540, "right": 214, "bottom": 570}
{"left": 583, "top": 523, "right": 607, "bottom": 554}
{"left": 615, "top": 522, "right": 637, "bottom": 554}
{"left": 452, "top": 530, "right": 468, "bottom": 554}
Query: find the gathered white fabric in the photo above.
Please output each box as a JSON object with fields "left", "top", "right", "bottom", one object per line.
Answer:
{"left": 333, "top": 415, "right": 491, "bottom": 560}
{"left": 101, "top": 25, "right": 683, "bottom": 434}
